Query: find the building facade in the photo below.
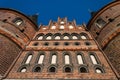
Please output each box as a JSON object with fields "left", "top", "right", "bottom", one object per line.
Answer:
{"left": 0, "top": 0, "right": 120, "bottom": 80}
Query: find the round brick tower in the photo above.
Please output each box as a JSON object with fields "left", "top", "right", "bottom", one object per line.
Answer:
{"left": 0, "top": 8, "right": 37, "bottom": 76}
{"left": 87, "top": 1, "right": 120, "bottom": 78}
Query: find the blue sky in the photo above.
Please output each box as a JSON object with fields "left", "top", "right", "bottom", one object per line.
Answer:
{"left": 0, "top": 0, "right": 112, "bottom": 25}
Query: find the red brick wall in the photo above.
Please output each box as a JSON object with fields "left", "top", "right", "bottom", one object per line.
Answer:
{"left": 0, "top": 34, "right": 21, "bottom": 76}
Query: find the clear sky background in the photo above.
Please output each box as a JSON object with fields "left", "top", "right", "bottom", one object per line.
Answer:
{"left": 0, "top": 0, "right": 112, "bottom": 25}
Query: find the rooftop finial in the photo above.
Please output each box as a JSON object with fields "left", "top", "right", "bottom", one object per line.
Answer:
{"left": 88, "top": 9, "right": 96, "bottom": 17}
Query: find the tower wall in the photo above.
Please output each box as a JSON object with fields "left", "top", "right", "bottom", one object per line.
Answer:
{"left": 0, "top": 8, "right": 37, "bottom": 76}
{"left": 87, "top": 1, "right": 120, "bottom": 77}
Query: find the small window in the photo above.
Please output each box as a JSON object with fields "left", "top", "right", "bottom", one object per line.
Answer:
{"left": 95, "top": 68, "right": 103, "bottom": 73}
{"left": 20, "top": 67, "right": 27, "bottom": 72}
{"left": 33, "top": 42, "right": 39, "bottom": 46}
{"left": 42, "top": 27, "right": 46, "bottom": 30}
{"left": 49, "top": 67, "right": 56, "bottom": 72}
{"left": 96, "top": 18, "right": 106, "bottom": 28}
{"left": 117, "top": 23, "right": 120, "bottom": 27}
{"left": 72, "top": 36, "right": 78, "bottom": 39}
{"left": 81, "top": 35, "right": 87, "bottom": 39}
{"left": 60, "top": 25, "right": 64, "bottom": 29}
{"left": 79, "top": 67, "right": 88, "bottom": 73}
{"left": 38, "top": 54, "right": 45, "bottom": 64}
{"left": 51, "top": 54, "right": 57, "bottom": 64}
{"left": 85, "top": 42, "right": 91, "bottom": 46}
{"left": 74, "top": 42, "right": 80, "bottom": 46}
{"left": 63, "top": 36, "right": 69, "bottom": 40}
{"left": 64, "top": 42, "right": 69, "bottom": 46}
{"left": 38, "top": 36, "right": 43, "bottom": 40}
{"left": 36, "top": 34, "right": 44, "bottom": 40}
{"left": 90, "top": 54, "right": 98, "bottom": 64}
{"left": 34, "top": 67, "right": 41, "bottom": 72}
{"left": 51, "top": 26, "right": 56, "bottom": 29}
{"left": 13, "top": 18, "right": 23, "bottom": 26}
{"left": 69, "top": 25, "right": 73, "bottom": 29}
{"left": 55, "top": 36, "right": 60, "bottom": 40}
{"left": 44, "top": 42, "right": 49, "bottom": 46}
{"left": 25, "top": 54, "right": 32, "bottom": 64}
{"left": 60, "top": 21, "right": 65, "bottom": 24}
{"left": 80, "top": 33, "right": 89, "bottom": 39}
{"left": 54, "top": 42, "right": 59, "bottom": 46}
{"left": 64, "top": 67, "right": 72, "bottom": 73}
{"left": 46, "top": 36, "right": 52, "bottom": 40}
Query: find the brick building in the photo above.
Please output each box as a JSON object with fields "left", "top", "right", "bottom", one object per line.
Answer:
{"left": 0, "top": 0, "right": 120, "bottom": 80}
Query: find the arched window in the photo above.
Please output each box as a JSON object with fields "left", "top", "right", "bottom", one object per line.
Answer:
{"left": 49, "top": 66, "right": 56, "bottom": 72}
{"left": 90, "top": 54, "right": 98, "bottom": 64}
{"left": 63, "top": 33, "right": 71, "bottom": 40}
{"left": 71, "top": 33, "right": 79, "bottom": 40}
{"left": 65, "top": 54, "right": 70, "bottom": 64}
{"left": 64, "top": 66, "right": 72, "bottom": 73}
{"left": 63, "top": 36, "right": 69, "bottom": 40}
{"left": 77, "top": 54, "right": 84, "bottom": 64}
{"left": 36, "top": 33, "right": 44, "bottom": 40}
{"left": 45, "top": 33, "right": 53, "bottom": 40}
{"left": 34, "top": 67, "right": 41, "bottom": 72}
{"left": 81, "top": 35, "right": 87, "bottom": 39}
{"left": 95, "top": 67, "right": 104, "bottom": 73}
{"left": 80, "top": 33, "right": 89, "bottom": 39}
{"left": 51, "top": 54, "right": 57, "bottom": 64}
{"left": 38, "top": 54, "right": 45, "bottom": 64}
{"left": 79, "top": 67, "right": 88, "bottom": 73}
{"left": 54, "top": 33, "right": 61, "bottom": 40}
{"left": 25, "top": 54, "right": 32, "bottom": 64}
{"left": 95, "top": 18, "right": 106, "bottom": 28}
{"left": 38, "top": 36, "right": 43, "bottom": 40}
{"left": 13, "top": 17, "right": 23, "bottom": 26}
{"left": 55, "top": 36, "right": 60, "bottom": 40}
{"left": 72, "top": 36, "right": 78, "bottom": 39}
{"left": 20, "top": 67, "right": 27, "bottom": 72}
{"left": 46, "top": 36, "right": 52, "bottom": 40}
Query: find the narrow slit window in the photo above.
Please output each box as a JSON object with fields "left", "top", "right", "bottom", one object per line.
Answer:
{"left": 77, "top": 54, "right": 84, "bottom": 64}
{"left": 38, "top": 54, "right": 44, "bottom": 64}
{"left": 90, "top": 54, "right": 98, "bottom": 64}
{"left": 25, "top": 54, "right": 32, "bottom": 64}
{"left": 65, "top": 54, "right": 70, "bottom": 64}
{"left": 51, "top": 54, "right": 57, "bottom": 64}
